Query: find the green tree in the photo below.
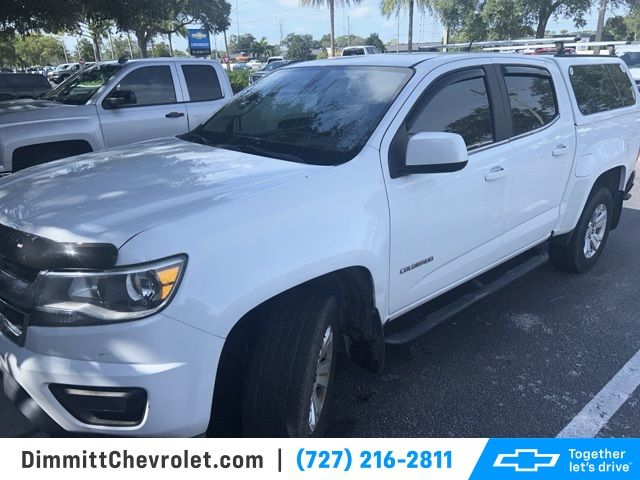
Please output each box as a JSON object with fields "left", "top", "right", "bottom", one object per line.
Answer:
{"left": 380, "top": 0, "right": 429, "bottom": 52}
{"left": 335, "top": 34, "right": 365, "bottom": 47}
{"left": 105, "top": 0, "right": 231, "bottom": 57}
{"left": 250, "top": 37, "right": 279, "bottom": 60}
{"left": 151, "top": 42, "right": 172, "bottom": 56}
{"left": 626, "top": 7, "right": 640, "bottom": 40}
{"left": 605, "top": 15, "right": 630, "bottom": 39}
{"left": 73, "top": 37, "right": 97, "bottom": 61}
{"left": 519, "top": 0, "right": 592, "bottom": 38}
{"left": 299, "top": 0, "right": 362, "bottom": 58}
{"left": 102, "top": 35, "right": 141, "bottom": 60}
{"left": 14, "top": 34, "right": 67, "bottom": 66}
{"left": 283, "top": 33, "right": 315, "bottom": 62}
{"left": 482, "top": 0, "right": 533, "bottom": 39}
{"left": 429, "top": 0, "right": 491, "bottom": 42}
{"left": 0, "top": 36, "right": 19, "bottom": 69}
{"left": 1, "top": 0, "right": 84, "bottom": 34}
{"left": 229, "top": 33, "right": 256, "bottom": 53}
{"left": 365, "top": 33, "right": 386, "bottom": 52}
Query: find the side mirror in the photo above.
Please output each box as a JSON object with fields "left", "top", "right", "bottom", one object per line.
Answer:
{"left": 104, "top": 90, "right": 137, "bottom": 109}
{"left": 399, "top": 132, "right": 468, "bottom": 176}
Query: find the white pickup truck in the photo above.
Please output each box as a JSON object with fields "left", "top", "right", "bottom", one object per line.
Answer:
{"left": 0, "top": 58, "right": 232, "bottom": 174}
{"left": 0, "top": 53, "right": 637, "bottom": 438}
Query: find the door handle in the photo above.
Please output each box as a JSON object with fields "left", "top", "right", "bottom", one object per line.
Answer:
{"left": 485, "top": 166, "right": 507, "bottom": 181}
{"left": 165, "top": 111, "right": 185, "bottom": 118}
{"left": 552, "top": 144, "right": 569, "bottom": 157}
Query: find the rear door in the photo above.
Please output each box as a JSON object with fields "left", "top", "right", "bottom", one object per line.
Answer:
{"left": 495, "top": 60, "right": 577, "bottom": 255}
{"left": 177, "top": 62, "right": 231, "bottom": 129}
{"left": 97, "top": 63, "right": 188, "bottom": 147}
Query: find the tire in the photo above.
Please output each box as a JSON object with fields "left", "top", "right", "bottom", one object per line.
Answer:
{"left": 242, "top": 289, "right": 340, "bottom": 437}
{"left": 550, "top": 187, "right": 613, "bottom": 273}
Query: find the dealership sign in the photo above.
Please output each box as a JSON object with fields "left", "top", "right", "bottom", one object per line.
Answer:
{"left": 187, "top": 29, "right": 211, "bottom": 56}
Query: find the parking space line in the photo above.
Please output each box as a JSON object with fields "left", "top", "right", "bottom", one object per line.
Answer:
{"left": 557, "top": 349, "right": 640, "bottom": 438}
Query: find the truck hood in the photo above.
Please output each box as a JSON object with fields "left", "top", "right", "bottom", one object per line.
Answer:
{"left": 0, "top": 99, "right": 84, "bottom": 124}
{"left": 0, "top": 138, "right": 328, "bottom": 247}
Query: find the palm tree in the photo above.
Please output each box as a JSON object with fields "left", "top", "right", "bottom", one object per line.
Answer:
{"left": 299, "top": 0, "right": 362, "bottom": 58}
{"left": 380, "top": 0, "right": 428, "bottom": 53}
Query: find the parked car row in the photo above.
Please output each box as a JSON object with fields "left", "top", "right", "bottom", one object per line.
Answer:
{"left": 0, "top": 58, "right": 232, "bottom": 174}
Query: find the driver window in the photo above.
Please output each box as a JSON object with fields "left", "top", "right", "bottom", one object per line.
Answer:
{"left": 109, "top": 66, "right": 176, "bottom": 107}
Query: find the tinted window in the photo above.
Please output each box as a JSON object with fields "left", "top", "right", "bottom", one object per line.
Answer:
{"left": 1, "top": 74, "right": 49, "bottom": 87}
{"left": 607, "top": 63, "right": 636, "bottom": 106}
{"left": 570, "top": 63, "right": 635, "bottom": 115}
{"left": 343, "top": 48, "right": 365, "bottom": 56}
{"left": 192, "top": 66, "right": 412, "bottom": 165}
{"left": 109, "top": 66, "right": 176, "bottom": 107}
{"left": 409, "top": 76, "right": 494, "bottom": 149}
{"left": 182, "top": 65, "right": 223, "bottom": 102}
{"left": 504, "top": 73, "right": 558, "bottom": 136}
{"left": 619, "top": 52, "right": 640, "bottom": 69}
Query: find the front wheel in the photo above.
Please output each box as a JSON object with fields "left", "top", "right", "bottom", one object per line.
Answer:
{"left": 242, "top": 289, "right": 340, "bottom": 437}
{"left": 550, "top": 187, "right": 613, "bottom": 273}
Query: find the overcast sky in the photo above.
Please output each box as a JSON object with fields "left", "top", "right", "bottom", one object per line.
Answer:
{"left": 64, "top": 0, "right": 626, "bottom": 55}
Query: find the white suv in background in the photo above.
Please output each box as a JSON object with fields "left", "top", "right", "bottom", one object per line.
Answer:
{"left": 342, "top": 45, "right": 381, "bottom": 56}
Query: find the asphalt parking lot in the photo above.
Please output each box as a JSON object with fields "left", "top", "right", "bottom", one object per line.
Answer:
{"left": 2, "top": 183, "right": 640, "bottom": 438}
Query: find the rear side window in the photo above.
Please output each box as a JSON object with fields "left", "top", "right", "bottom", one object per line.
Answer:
{"left": 569, "top": 63, "right": 636, "bottom": 115}
{"left": 607, "top": 63, "right": 636, "bottom": 106}
{"left": 181, "top": 65, "right": 224, "bottom": 102}
{"left": 503, "top": 68, "right": 558, "bottom": 136}
{"left": 343, "top": 48, "right": 365, "bottom": 56}
{"left": 409, "top": 76, "right": 494, "bottom": 149}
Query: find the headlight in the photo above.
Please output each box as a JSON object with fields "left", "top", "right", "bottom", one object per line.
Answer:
{"left": 31, "top": 256, "right": 187, "bottom": 326}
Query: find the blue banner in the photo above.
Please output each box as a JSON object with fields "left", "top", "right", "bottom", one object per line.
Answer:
{"left": 470, "top": 439, "right": 637, "bottom": 479}
{"left": 187, "top": 29, "right": 211, "bottom": 56}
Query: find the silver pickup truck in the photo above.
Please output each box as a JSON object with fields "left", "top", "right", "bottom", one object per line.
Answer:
{"left": 0, "top": 58, "right": 232, "bottom": 174}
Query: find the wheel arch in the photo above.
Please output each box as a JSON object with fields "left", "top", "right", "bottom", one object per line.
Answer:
{"left": 553, "top": 165, "right": 627, "bottom": 245}
{"left": 207, "top": 266, "right": 384, "bottom": 436}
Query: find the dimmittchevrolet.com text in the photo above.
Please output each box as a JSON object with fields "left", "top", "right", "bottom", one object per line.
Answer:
{"left": 21, "top": 449, "right": 264, "bottom": 470}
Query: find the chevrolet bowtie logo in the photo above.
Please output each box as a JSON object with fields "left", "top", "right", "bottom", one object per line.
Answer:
{"left": 494, "top": 449, "right": 560, "bottom": 472}
{"left": 191, "top": 32, "right": 208, "bottom": 39}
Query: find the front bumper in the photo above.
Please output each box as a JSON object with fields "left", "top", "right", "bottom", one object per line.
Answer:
{"left": 0, "top": 313, "right": 225, "bottom": 437}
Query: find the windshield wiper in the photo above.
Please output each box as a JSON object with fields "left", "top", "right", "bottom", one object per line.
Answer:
{"left": 220, "top": 143, "right": 306, "bottom": 164}
{"left": 190, "top": 133, "right": 214, "bottom": 146}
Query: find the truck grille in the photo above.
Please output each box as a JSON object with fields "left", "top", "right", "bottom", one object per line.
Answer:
{"left": 0, "top": 298, "right": 28, "bottom": 345}
{"left": 0, "top": 259, "right": 38, "bottom": 346}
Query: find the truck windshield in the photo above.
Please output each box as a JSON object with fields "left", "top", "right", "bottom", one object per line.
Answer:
{"left": 42, "top": 64, "right": 122, "bottom": 105}
{"left": 189, "top": 66, "right": 412, "bottom": 165}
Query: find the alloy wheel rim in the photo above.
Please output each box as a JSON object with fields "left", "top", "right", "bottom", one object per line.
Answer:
{"left": 584, "top": 203, "right": 607, "bottom": 259}
{"left": 308, "top": 326, "right": 334, "bottom": 433}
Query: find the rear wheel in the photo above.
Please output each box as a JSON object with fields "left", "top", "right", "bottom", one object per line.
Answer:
{"left": 550, "top": 187, "right": 613, "bottom": 273}
{"left": 241, "top": 289, "right": 340, "bottom": 437}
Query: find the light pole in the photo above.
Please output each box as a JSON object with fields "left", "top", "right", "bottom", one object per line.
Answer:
{"left": 594, "top": 0, "right": 607, "bottom": 55}
{"left": 236, "top": 0, "right": 241, "bottom": 41}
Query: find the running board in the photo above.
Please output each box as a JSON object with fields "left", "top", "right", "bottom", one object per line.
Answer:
{"left": 384, "top": 248, "right": 549, "bottom": 345}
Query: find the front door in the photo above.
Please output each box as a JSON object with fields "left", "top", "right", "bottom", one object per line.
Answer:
{"left": 98, "top": 63, "right": 188, "bottom": 148}
{"left": 383, "top": 62, "right": 512, "bottom": 315}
